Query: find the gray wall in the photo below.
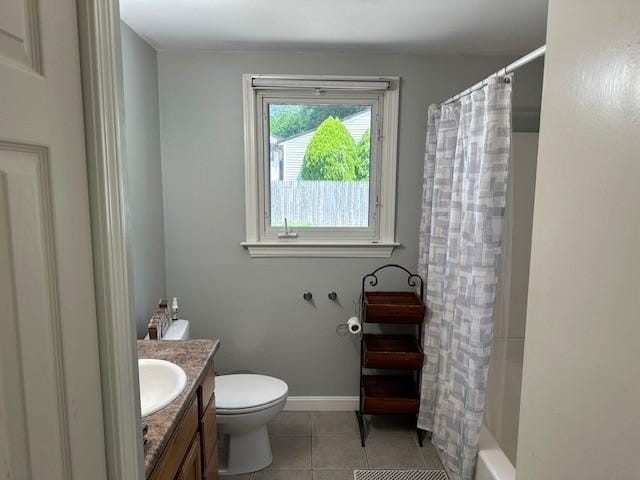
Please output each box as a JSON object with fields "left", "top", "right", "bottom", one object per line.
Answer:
{"left": 516, "top": 0, "right": 640, "bottom": 478}
{"left": 157, "top": 50, "right": 543, "bottom": 395}
{"left": 121, "top": 22, "right": 167, "bottom": 338}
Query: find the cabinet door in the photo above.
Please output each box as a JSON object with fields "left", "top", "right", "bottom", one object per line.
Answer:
{"left": 204, "top": 444, "right": 218, "bottom": 480}
{"left": 175, "top": 434, "right": 202, "bottom": 480}
{"left": 150, "top": 398, "right": 199, "bottom": 480}
{"left": 200, "top": 394, "right": 217, "bottom": 474}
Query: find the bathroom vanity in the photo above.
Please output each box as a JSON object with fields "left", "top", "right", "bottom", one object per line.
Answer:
{"left": 139, "top": 339, "right": 220, "bottom": 480}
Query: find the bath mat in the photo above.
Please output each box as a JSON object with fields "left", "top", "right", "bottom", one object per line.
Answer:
{"left": 354, "top": 470, "right": 448, "bottom": 480}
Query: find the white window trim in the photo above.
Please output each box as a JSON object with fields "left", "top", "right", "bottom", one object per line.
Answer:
{"left": 241, "top": 74, "right": 400, "bottom": 258}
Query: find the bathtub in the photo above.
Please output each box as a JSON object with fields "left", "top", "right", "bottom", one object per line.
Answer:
{"left": 474, "top": 426, "right": 516, "bottom": 480}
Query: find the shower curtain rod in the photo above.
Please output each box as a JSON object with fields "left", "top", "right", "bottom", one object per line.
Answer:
{"left": 441, "top": 45, "right": 546, "bottom": 105}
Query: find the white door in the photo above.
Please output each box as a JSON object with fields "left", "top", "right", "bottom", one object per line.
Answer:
{"left": 0, "top": 1, "right": 108, "bottom": 479}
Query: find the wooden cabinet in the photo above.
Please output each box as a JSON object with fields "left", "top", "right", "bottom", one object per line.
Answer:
{"left": 149, "top": 362, "right": 218, "bottom": 480}
{"left": 200, "top": 395, "right": 217, "bottom": 479}
{"left": 199, "top": 365, "right": 217, "bottom": 480}
{"left": 149, "top": 399, "right": 198, "bottom": 480}
{"left": 204, "top": 443, "right": 218, "bottom": 480}
{"left": 199, "top": 365, "right": 215, "bottom": 414}
{"left": 176, "top": 434, "right": 202, "bottom": 480}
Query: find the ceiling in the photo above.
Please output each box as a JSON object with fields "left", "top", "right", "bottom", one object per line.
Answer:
{"left": 119, "top": 0, "right": 548, "bottom": 54}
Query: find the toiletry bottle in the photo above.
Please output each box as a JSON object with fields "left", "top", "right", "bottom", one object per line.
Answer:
{"left": 171, "top": 297, "right": 179, "bottom": 321}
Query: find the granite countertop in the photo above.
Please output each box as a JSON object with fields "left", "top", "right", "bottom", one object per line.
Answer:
{"left": 138, "top": 339, "right": 220, "bottom": 478}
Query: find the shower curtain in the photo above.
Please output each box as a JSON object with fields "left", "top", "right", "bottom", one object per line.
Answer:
{"left": 417, "top": 76, "right": 513, "bottom": 480}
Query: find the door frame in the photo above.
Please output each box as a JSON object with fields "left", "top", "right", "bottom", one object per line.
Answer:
{"left": 76, "top": 0, "right": 144, "bottom": 478}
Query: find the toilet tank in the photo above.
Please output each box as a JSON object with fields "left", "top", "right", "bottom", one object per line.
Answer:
{"left": 160, "top": 319, "right": 191, "bottom": 340}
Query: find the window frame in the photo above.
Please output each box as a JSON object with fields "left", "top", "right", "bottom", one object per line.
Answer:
{"left": 241, "top": 74, "right": 400, "bottom": 257}
{"left": 259, "top": 93, "right": 381, "bottom": 240}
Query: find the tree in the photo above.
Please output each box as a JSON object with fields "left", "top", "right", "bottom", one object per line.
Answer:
{"left": 300, "top": 117, "right": 358, "bottom": 180}
{"left": 269, "top": 105, "right": 307, "bottom": 139}
{"left": 354, "top": 128, "right": 371, "bottom": 180}
{"left": 270, "top": 104, "right": 368, "bottom": 139}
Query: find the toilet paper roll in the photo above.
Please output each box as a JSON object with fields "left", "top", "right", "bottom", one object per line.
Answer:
{"left": 347, "top": 316, "right": 361, "bottom": 334}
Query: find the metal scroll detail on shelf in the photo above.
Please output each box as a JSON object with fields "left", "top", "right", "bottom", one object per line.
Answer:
{"left": 361, "top": 264, "right": 424, "bottom": 301}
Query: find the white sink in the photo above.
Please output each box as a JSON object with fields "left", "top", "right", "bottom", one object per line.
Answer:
{"left": 138, "top": 359, "right": 187, "bottom": 418}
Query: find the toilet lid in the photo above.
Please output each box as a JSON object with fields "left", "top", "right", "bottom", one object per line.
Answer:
{"left": 215, "top": 374, "right": 288, "bottom": 410}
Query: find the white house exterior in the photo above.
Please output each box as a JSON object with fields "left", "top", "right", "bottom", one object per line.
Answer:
{"left": 269, "top": 135, "right": 284, "bottom": 180}
{"left": 273, "top": 109, "right": 371, "bottom": 181}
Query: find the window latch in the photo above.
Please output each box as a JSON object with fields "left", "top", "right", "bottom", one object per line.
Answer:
{"left": 278, "top": 218, "right": 298, "bottom": 238}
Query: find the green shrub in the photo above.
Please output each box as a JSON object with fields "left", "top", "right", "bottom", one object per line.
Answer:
{"left": 354, "top": 128, "right": 371, "bottom": 180}
{"left": 301, "top": 117, "right": 358, "bottom": 180}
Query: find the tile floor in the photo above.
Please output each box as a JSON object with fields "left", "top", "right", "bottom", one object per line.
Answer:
{"left": 220, "top": 411, "right": 445, "bottom": 480}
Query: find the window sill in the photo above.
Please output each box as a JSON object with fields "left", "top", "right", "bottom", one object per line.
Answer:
{"left": 240, "top": 241, "right": 399, "bottom": 258}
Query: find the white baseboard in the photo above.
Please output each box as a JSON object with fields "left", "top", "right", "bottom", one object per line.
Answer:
{"left": 284, "top": 396, "right": 359, "bottom": 411}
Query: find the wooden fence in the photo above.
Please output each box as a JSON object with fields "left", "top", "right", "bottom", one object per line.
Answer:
{"left": 270, "top": 180, "right": 369, "bottom": 227}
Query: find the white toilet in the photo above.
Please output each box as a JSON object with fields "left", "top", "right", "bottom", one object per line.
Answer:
{"left": 155, "top": 319, "right": 288, "bottom": 474}
{"left": 216, "top": 374, "right": 288, "bottom": 475}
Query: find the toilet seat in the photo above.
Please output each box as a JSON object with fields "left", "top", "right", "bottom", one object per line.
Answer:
{"left": 217, "top": 395, "right": 287, "bottom": 415}
{"left": 215, "top": 374, "right": 288, "bottom": 414}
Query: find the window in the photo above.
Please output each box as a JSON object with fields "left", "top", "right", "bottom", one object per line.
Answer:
{"left": 242, "top": 75, "right": 400, "bottom": 257}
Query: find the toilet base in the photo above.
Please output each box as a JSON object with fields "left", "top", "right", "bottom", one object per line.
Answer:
{"left": 214, "top": 375, "right": 288, "bottom": 475}
{"left": 218, "top": 425, "right": 273, "bottom": 475}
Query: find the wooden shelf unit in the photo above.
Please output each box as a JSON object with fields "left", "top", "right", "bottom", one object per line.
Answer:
{"left": 363, "top": 291, "right": 426, "bottom": 324}
{"left": 363, "top": 334, "right": 424, "bottom": 370}
{"left": 356, "top": 264, "right": 428, "bottom": 447}
{"left": 361, "top": 375, "right": 420, "bottom": 414}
